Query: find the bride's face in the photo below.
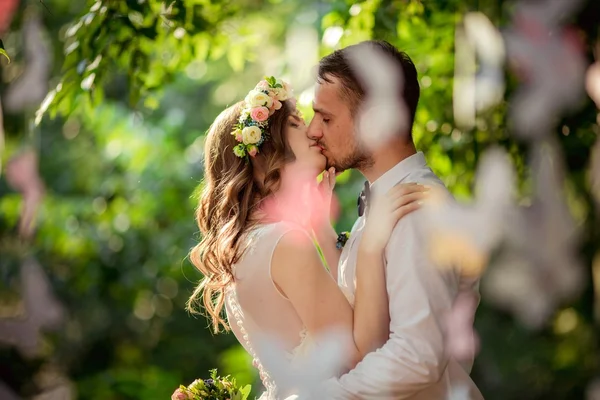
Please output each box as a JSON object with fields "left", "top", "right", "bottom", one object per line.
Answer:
{"left": 285, "top": 112, "right": 326, "bottom": 173}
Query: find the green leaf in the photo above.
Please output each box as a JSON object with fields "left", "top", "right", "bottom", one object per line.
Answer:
{"left": 143, "top": 95, "right": 159, "bottom": 110}
{"left": 194, "top": 34, "right": 211, "bottom": 60}
{"left": 0, "top": 39, "right": 10, "bottom": 63}
{"left": 231, "top": 392, "right": 242, "bottom": 400}
{"left": 239, "top": 384, "right": 251, "bottom": 400}
{"left": 265, "top": 76, "right": 276, "bottom": 86}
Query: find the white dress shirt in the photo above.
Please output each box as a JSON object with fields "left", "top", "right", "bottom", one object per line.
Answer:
{"left": 322, "top": 152, "right": 484, "bottom": 400}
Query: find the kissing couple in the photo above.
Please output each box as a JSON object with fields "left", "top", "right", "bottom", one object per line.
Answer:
{"left": 187, "top": 40, "right": 484, "bottom": 400}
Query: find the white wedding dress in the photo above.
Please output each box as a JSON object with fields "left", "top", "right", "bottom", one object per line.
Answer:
{"left": 224, "top": 222, "right": 345, "bottom": 400}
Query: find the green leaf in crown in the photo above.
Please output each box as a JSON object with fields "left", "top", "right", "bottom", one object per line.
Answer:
{"left": 265, "top": 76, "right": 277, "bottom": 86}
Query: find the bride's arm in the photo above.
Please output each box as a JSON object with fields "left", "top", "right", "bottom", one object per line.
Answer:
{"left": 352, "top": 244, "right": 389, "bottom": 356}
{"left": 271, "top": 230, "right": 362, "bottom": 370}
{"left": 312, "top": 168, "right": 341, "bottom": 279}
{"left": 272, "top": 183, "right": 427, "bottom": 369}
{"left": 312, "top": 223, "right": 340, "bottom": 278}
{"left": 353, "top": 183, "right": 428, "bottom": 357}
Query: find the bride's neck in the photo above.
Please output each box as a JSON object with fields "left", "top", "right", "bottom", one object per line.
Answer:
{"left": 254, "top": 163, "right": 319, "bottom": 225}
{"left": 279, "top": 163, "right": 318, "bottom": 193}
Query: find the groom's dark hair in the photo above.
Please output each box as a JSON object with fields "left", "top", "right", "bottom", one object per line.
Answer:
{"left": 317, "top": 40, "right": 420, "bottom": 132}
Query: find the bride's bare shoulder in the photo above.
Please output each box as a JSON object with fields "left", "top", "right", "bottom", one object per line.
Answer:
{"left": 271, "top": 227, "right": 321, "bottom": 271}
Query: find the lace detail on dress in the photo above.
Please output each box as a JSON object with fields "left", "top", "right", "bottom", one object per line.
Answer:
{"left": 287, "top": 328, "right": 310, "bottom": 361}
{"left": 243, "top": 225, "right": 267, "bottom": 258}
{"left": 226, "top": 286, "right": 278, "bottom": 399}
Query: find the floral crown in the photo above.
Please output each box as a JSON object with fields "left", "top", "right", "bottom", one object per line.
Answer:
{"left": 232, "top": 76, "right": 293, "bottom": 158}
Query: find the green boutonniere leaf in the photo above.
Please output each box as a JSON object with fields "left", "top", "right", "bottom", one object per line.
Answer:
{"left": 0, "top": 39, "right": 10, "bottom": 63}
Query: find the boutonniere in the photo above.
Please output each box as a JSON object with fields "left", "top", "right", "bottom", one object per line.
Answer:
{"left": 336, "top": 231, "right": 351, "bottom": 249}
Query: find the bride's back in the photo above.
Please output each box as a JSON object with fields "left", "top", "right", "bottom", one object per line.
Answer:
{"left": 225, "top": 221, "right": 307, "bottom": 360}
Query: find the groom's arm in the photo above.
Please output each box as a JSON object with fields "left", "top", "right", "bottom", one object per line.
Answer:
{"left": 321, "top": 212, "right": 455, "bottom": 399}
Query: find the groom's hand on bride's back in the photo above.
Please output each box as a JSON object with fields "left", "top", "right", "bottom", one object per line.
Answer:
{"left": 361, "top": 183, "right": 430, "bottom": 252}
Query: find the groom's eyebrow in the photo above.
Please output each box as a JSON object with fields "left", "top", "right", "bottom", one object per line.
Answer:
{"left": 312, "top": 105, "right": 331, "bottom": 117}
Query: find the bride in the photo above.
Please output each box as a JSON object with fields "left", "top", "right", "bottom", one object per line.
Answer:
{"left": 187, "top": 77, "right": 427, "bottom": 399}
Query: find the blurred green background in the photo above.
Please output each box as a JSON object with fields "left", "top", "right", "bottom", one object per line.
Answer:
{"left": 1, "top": 0, "right": 599, "bottom": 399}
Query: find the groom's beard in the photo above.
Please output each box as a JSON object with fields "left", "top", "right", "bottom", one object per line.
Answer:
{"left": 325, "top": 145, "right": 373, "bottom": 172}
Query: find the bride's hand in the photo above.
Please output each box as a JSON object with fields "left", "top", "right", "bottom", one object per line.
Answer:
{"left": 311, "top": 167, "right": 337, "bottom": 229}
{"left": 318, "top": 167, "right": 337, "bottom": 206}
{"left": 361, "top": 183, "right": 429, "bottom": 252}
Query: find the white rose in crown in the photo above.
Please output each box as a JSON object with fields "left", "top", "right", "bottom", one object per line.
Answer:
{"left": 240, "top": 108, "right": 251, "bottom": 122}
{"left": 273, "top": 87, "right": 289, "bottom": 101}
{"left": 283, "top": 81, "right": 292, "bottom": 93}
{"left": 245, "top": 90, "right": 273, "bottom": 108}
{"left": 242, "top": 126, "right": 262, "bottom": 144}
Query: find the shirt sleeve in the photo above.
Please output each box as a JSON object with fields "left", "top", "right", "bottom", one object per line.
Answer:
{"left": 320, "top": 210, "right": 457, "bottom": 399}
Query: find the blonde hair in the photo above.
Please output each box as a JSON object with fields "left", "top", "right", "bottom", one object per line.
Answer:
{"left": 187, "top": 100, "right": 295, "bottom": 333}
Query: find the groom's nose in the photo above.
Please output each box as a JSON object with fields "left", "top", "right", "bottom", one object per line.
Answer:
{"left": 306, "top": 119, "right": 322, "bottom": 141}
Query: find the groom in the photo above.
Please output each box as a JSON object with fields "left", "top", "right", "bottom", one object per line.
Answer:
{"left": 307, "top": 40, "right": 484, "bottom": 399}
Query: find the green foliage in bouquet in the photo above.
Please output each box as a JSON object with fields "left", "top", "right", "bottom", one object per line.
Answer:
{"left": 172, "top": 369, "right": 252, "bottom": 400}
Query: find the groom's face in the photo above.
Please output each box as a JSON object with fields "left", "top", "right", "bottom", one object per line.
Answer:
{"left": 307, "top": 76, "right": 369, "bottom": 172}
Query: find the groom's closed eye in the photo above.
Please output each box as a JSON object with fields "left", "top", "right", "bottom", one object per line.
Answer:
{"left": 315, "top": 112, "right": 331, "bottom": 125}
{"left": 319, "top": 113, "right": 332, "bottom": 125}
{"left": 313, "top": 106, "right": 332, "bottom": 122}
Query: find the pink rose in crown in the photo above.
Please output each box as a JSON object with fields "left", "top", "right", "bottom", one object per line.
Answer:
{"left": 256, "top": 80, "right": 270, "bottom": 90}
{"left": 232, "top": 128, "right": 243, "bottom": 142}
{"left": 272, "top": 99, "right": 282, "bottom": 111}
{"left": 247, "top": 145, "right": 258, "bottom": 157}
{"left": 250, "top": 106, "right": 270, "bottom": 122}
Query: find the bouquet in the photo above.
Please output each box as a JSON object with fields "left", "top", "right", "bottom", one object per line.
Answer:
{"left": 172, "top": 369, "right": 252, "bottom": 400}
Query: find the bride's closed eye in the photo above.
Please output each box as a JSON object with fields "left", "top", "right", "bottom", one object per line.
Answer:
{"left": 289, "top": 116, "right": 305, "bottom": 129}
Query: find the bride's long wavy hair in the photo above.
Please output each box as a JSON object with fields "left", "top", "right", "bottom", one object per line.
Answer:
{"left": 187, "top": 99, "right": 296, "bottom": 333}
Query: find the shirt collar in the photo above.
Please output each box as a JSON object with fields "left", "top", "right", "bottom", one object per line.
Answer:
{"left": 369, "top": 151, "right": 427, "bottom": 197}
